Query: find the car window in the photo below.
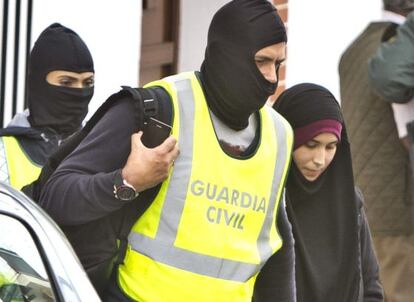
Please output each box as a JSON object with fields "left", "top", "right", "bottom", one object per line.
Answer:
{"left": 0, "top": 215, "right": 55, "bottom": 302}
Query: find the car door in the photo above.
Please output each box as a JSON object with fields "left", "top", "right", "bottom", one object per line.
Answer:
{"left": 0, "top": 182, "right": 100, "bottom": 302}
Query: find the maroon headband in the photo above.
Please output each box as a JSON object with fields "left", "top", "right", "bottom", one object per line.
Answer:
{"left": 294, "top": 119, "right": 342, "bottom": 150}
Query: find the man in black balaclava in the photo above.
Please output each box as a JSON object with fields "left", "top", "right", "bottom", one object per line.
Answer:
{"left": 39, "top": 1, "right": 295, "bottom": 301}
{"left": 0, "top": 23, "right": 94, "bottom": 190}
{"left": 201, "top": 0, "right": 287, "bottom": 130}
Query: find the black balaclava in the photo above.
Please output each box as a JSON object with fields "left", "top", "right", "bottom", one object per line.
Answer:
{"left": 27, "top": 23, "right": 94, "bottom": 137}
{"left": 273, "top": 83, "right": 360, "bottom": 302}
{"left": 200, "top": 0, "right": 287, "bottom": 130}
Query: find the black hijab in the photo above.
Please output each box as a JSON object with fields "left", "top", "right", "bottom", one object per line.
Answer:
{"left": 201, "top": 0, "right": 287, "bottom": 130}
{"left": 274, "top": 83, "right": 360, "bottom": 302}
{"left": 27, "top": 23, "right": 94, "bottom": 137}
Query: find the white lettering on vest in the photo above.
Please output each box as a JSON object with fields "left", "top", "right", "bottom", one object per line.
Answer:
{"left": 191, "top": 180, "right": 267, "bottom": 230}
{"left": 191, "top": 180, "right": 267, "bottom": 212}
{"left": 206, "top": 206, "right": 245, "bottom": 230}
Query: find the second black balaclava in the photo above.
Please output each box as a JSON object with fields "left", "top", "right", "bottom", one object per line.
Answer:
{"left": 201, "top": 0, "right": 287, "bottom": 130}
{"left": 28, "top": 23, "right": 94, "bottom": 136}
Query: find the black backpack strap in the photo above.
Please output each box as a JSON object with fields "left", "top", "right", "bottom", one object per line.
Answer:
{"left": 115, "top": 215, "right": 133, "bottom": 267}
{"left": 142, "top": 88, "right": 159, "bottom": 118}
{"left": 114, "top": 87, "right": 169, "bottom": 267}
{"left": 121, "top": 86, "right": 159, "bottom": 131}
{"left": 122, "top": 86, "right": 158, "bottom": 116}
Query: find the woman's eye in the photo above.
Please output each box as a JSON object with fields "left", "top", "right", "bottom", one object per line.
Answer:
{"left": 305, "top": 142, "right": 317, "bottom": 149}
{"left": 84, "top": 78, "right": 95, "bottom": 87}
{"left": 58, "top": 77, "right": 74, "bottom": 86}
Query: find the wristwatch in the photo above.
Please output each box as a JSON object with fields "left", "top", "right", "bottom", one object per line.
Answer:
{"left": 113, "top": 170, "right": 139, "bottom": 201}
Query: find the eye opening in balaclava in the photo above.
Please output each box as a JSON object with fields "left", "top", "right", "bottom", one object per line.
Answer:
{"left": 201, "top": 0, "right": 287, "bottom": 130}
{"left": 45, "top": 69, "right": 95, "bottom": 88}
{"left": 27, "top": 23, "right": 94, "bottom": 137}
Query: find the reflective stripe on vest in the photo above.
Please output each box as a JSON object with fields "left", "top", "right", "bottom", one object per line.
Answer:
{"left": 119, "top": 72, "right": 293, "bottom": 302}
{"left": 0, "top": 136, "right": 42, "bottom": 189}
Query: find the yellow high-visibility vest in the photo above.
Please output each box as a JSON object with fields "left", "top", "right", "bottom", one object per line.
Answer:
{"left": 118, "top": 72, "right": 293, "bottom": 302}
{"left": 0, "top": 136, "right": 42, "bottom": 189}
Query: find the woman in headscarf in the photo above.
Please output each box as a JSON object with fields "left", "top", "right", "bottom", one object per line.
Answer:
{"left": 272, "top": 83, "right": 383, "bottom": 302}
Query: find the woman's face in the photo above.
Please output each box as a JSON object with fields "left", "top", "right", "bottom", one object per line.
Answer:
{"left": 293, "top": 132, "right": 338, "bottom": 182}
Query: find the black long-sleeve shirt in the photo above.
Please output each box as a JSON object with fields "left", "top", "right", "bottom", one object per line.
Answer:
{"left": 39, "top": 87, "right": 295, "bottom": 301}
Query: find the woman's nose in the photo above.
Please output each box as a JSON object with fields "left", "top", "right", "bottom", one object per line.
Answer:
{"left": 313, "top": 150, "right": 325, "bottom": 167}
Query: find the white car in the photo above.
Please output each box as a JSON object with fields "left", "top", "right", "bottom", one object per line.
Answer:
{"left": 0, "top": 182, "right": 100, "bottom": 301}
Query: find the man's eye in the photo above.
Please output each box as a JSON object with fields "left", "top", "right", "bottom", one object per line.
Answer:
{"left": 276, "top": 60, "right": 285, "bottom": 67}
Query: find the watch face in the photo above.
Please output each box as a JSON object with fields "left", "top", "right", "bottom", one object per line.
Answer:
{"left": 116, "top": 186, "right": 137, "bottom": 201}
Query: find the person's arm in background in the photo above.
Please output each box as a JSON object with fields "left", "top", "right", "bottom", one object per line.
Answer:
{"left": 368, "top": 11, "right": 414, "bottom": 103}
{"left": 39, "top": 89, "right": 178, "bottom": 226}
{"left": 355, "top": 188, "right": 384, "bottom": 302}
{"left": 253, "top": 191, "right": 296, "bottom": 302}
{"left": 368, "top": 13, "right": 414, "bottom": 151}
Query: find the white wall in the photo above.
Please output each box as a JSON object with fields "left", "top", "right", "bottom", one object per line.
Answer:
{"left": 178, "top": 0, "right": 381, "bottom": 103}
{"left": 31, "top": 0, "right": 141, "bottom": 120}
{"left": 1, "top": 0, "right": 31, "bottom": 126}
{"left": 178, "top": 0, "right": 275, "bottom": 72}
{"left": 286, "top": 0, "right": 382, "bottom": 101}
{"left": 4, "top": 0, "right": 383, "bottom": 124}
{"left": 178, "top": 0, "right": 229, "bottom": 72}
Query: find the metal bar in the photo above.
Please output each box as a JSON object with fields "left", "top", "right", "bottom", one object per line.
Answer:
{"left": 1, "top": 0, "right": 9, "bottom": 127}
{"left": 24, "top": 0, "right": 32, "bottom": 109}
{"left": 12, "top": 0, "right": 21, "bottom": 116}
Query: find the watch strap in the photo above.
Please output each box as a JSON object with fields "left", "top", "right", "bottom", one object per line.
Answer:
{"left": 113, "top": 170, "right": 138, "bottom": 200}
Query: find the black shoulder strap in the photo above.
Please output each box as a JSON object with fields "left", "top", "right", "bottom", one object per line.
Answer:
{"left": 115, "top": 86, "right": 171, "bottom": 266}
{"left": 113, "top": 87, "right": 168, "bottom": 266}
{"left": 122, "top": 85, "right": 159, "bottom": 131}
